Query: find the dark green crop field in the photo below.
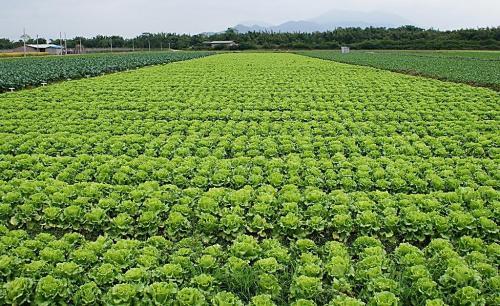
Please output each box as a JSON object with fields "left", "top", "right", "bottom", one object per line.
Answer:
{"left": 0, "top": 52, "right": 213, "bottom": 92}
{"left": 298, "top": 50, "right": 500, "bottom": 91}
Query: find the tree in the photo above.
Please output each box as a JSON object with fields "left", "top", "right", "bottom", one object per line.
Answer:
{"left": 0, "top": 38, "right": 14, "bottom": 49}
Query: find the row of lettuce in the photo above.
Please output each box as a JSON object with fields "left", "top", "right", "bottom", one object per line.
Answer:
{"left": 2, "top": 118, "right": 497, "bottom": 142}
{"left": 1, "top": 180, "right": 498, "bottom": 244}
{"left": 0, "top": 52, "right": 212, "bottom": 92}
{"left": 0, "top": 154, "right": 496, "bottom": 193}
{"left": 0, "top": 229, "right": 498, "bottom": 305}
{"left": 1, "top": 101, "right": 497, "bottom": 122}
{"left": 0, "top": 131, "right": 498, "bottom": 159}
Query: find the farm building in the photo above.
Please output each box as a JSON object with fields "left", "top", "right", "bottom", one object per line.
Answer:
{"left": 11, "top": 45, "right": 38, "bottom": 53}
{"left": 203, "top": 41, "right": 238, "bottom": 48}
{"left": 12, "top": 44, "right": 63, "bottom": 55}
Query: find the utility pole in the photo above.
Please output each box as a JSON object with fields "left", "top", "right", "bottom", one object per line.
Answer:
{"left": 148, "top": 39, "right": 151, "bottom": 52}
{"left": 110, "top": 37, "right": 113, "bottom": 53}
{"left": 160, "top": 42, "right": 163, "bottom": 51}
{"left": 79, "top": 37, "right": 82, "bottom": 54}
{"left": 59, "top": 32, "right": 62, "bottom": 55}
{"left": 23, "top": 28, "right": 26, "bottom": 57}
{"left": 20, "top": 28, "right": 31, "bottom": 57}
{"left": 64, "top": 32, "right": 67, "bottom": 55}
{"left": 132, "top": 39, "right": 135, "bottom": 52}
{"left": 36, "top": 34, "right": 39, "bottom": 45}
{"left": 169, "top": 42, "right": 171, "bottom": 50}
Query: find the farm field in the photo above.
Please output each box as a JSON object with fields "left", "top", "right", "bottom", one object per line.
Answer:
{"left": 0, "top": 53, "right": 499, "bottom": 305}
{"left": 0, "top": 52, "right": 49, "bottom": 59}
{"left": 0, "top": 51, "right": 212, "bottom": 92}
{"left": 298, "top": 50, "right": 500, "bottom": 91}
{"left": 372, "top": 50, "right": 500, "bottom": 60}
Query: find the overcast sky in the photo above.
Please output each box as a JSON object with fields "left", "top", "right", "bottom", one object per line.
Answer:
{"left": 1, "top": 0, "right": 499, "bottom": 40}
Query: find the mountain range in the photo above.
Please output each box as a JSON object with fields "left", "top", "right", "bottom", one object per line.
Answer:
{"left": 233, "top": 10, "right": 413, "bottom": 33}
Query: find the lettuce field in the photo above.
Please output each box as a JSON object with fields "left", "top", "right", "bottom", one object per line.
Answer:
{"left": 299, "top": 50, "right": 500, "bottom": 91}
{"left": 0, "top": 53, "right": 498, "bottom": 305}
{"left": 0, "top": 52, "right": 212, "bottom": 92}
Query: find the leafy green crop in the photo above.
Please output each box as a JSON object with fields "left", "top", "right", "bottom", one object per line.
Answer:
{"left": 0, "top": 51, "right": 213, "bottom": 92}
{"left": 298, "top": 50, "right": 500, "bottom": 91}
{"left": 0, "top": 53, "right": 498, "bottom": 305}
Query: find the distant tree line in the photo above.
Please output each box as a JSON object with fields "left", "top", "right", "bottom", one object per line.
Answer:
{"left": 1, "top": 26, "right": 499, "bottom": 50}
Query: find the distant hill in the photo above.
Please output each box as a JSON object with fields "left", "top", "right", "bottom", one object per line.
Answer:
{"left": 233, "top": 10, "right": 412, "bottom": 33}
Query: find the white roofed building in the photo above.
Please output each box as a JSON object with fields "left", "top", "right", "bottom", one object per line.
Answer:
{"left": 26, "top": 44, "right": 64, "bottom": 55}
{"left": 203, "top": 41, "right": 238, "bottom": 48}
